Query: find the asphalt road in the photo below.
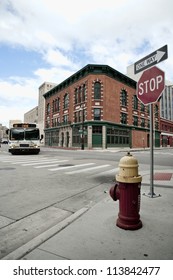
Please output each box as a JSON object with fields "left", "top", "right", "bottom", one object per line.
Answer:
{"left": 0, "top": 144, "right": 172, "bottom": 258}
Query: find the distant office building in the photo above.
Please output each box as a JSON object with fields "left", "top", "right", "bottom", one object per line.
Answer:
{"left": 160, "top": 81, "right": 173, "bottom": 121}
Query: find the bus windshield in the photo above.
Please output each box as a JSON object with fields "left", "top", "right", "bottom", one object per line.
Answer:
{"left": 10, "top": 128, "right": 39, "bottom": 141}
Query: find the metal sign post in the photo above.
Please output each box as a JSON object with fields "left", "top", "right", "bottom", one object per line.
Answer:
{"left": 150, "top": 103, "right": 154, "bottom": 197}
{"left": 144, "top": 104, "right": 161, "bottom": 198}
{"left": 135, "top": 45, "right": 168, "bottom": 198}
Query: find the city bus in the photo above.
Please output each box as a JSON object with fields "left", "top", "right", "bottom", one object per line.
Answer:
{"left": 7, "top": 123, "right": 43, "bottom": 155}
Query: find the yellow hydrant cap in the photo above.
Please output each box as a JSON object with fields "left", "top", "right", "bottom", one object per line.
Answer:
{"left": 118, "top": 151, "right": 138, "bottom": 168}
{"left": 116, "top": 152, "right": 142, "bottom": 183}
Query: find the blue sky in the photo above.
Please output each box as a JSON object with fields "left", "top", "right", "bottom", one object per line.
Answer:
{"left": 0, "top": 0, "right": 173, "bottom": 127}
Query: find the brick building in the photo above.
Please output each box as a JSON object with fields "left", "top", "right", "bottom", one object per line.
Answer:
{"left": 160, "top": 118, "right": 173, "bottom": 147}
{"left": 44, "top": 64, "right": 160, "bottom": 149}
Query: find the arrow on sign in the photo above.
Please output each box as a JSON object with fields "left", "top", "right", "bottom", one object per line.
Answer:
{"left": 156, "top": 50, "right": 165, "bottom": 63}
{"left": 134, "top": 45, "right": 168, "bottom": 74}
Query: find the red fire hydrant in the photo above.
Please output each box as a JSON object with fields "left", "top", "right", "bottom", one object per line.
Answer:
{"left": 110, "top": 152, "right": 142, "bottom": 230}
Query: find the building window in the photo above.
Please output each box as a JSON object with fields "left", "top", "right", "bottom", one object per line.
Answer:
{"left": 53, "top": 98, "right": 60, "bottom": 113}
{"left": 94, "top": 108, "right": 101, "bottom": 120}
{"left": 75, "top": 88, "right": 78, "bottom": 104}
{"left": 121, "top": 89, "right": 127, "bottom": 106}
{"left": 155, "top": 121, "right": 159, "bottom": 130}
{"left": 148, "top": 120, "right": 150, "bottom": 128}
{"left": 64, "top": 93, "right": 69, "bottom": 109}
{"left": 52, "top": 100, "right": 55, "bottom": 113}
{"left": 94, "top": 82, "right": 101, "bottom": 99}
{"left": 81, "top": 109, "right": 86, "bottom": 122}
{"left": 46, "top": 103, "right": 50, "bottom": 115}
{"left": 74, "top": 112, "right": 77, "bottom": 123}
{"left": 93, "top": 126, "right": 102, "bottom": 133}
{"left": 155, "top": 104, "right": 159, "bottom": 117}
{"left": 133, "top": 116, "right": 138, "bottom": 126}
{"left": 75, "top": 85, "right": 86, "bottom": 104}
{"left": 78, "top": 86, "right": 82, "bottom": 103}
{"left": 141, "top": 103, "right": 145, "bottom": 112}
{"left": 63, "top": 115, "right": 68, "bottom": 123}
{"left": 107, "top": 128, "right": 129, "bottom": 145}
{"left": 46, "top": 117, "right": 50, "bottom": 128}
{"left": 79, "top": 110, "right": 82, "bottom": 122}
{"left": 121, "top": 112, "right": 127, "bottom": 124}
{"left": 82, "top": 84, "right": 86, "bottom": 102}
{"left": 52, "top": 118, "right": 60, "bottom": 127}
{"left": 141, "top": 118, "right": 145, "bottom": 127}
{"left": 56, "top": 98, "right": 60, "bottom": 111}
{"left": 133, "top": 95, "right": 138, "bottom": 110}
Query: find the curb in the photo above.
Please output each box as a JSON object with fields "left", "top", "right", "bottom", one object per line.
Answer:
{"left": 2, "top": 207, "right": 89, "bottom": 260}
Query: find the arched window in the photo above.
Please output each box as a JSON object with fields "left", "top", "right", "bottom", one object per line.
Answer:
{"left": 78, "top": 86, "right": 82, "bottom": 103}
{"left": 55, "top": 98, "right": 60, "bottom": 112}
{"left": 94, "top": 82, "right": 101, "bottom": 99}
{"left": 133, "top": 95, "right": 138, "bottom": 110}
{"left": 64, "top": 93, "right": 69, "bottom": 109}
{"left": 47, "top": 103, "right": 50, "bottom": 114}
{"left": 75, "top": 88, "right": 78, "bottom": 104}
{"left": 82, "top": 84, "right": 86, "bottom": 102}
{"left": 121, "top": 89, "right": 127, "bottom": 106}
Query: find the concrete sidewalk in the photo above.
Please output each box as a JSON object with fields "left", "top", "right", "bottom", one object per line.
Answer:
{"left": 3, "top": 170, "right": 173, "bottom": 260}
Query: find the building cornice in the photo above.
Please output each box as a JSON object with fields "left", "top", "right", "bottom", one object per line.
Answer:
{"left": 43, "top": 64, "right": 136, "bottom": 99}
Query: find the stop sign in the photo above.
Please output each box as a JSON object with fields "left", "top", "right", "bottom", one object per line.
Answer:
{"left": 136, "top": 66, "right": 165, "bottom": 105}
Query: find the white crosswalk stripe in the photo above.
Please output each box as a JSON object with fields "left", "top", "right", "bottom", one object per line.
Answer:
{"left": 11, "top": 158, "right": 53, "bottom": 164}
{"left": 90, "top": 167, "right": 119, "bottom": 177}
{"left": 34, "top": 160, "right": 69, "bottom": 168}
{"left": 22, "top": 159, "right": 67, "bottom": 166}
{"left": 49, "top": 163, "right": 95, "bottom": 171}
{"left": 0, "top": 155, "right": 116, "bottom": 176}
{"left": 66, "top": 164, "right": 110, "bottom": 175}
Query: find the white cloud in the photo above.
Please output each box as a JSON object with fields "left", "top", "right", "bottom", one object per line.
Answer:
{"left": 0, "top": 0, "right": 173, "bottom": 127}
{"left": 43, "top": 49, "right": 78, "bottom": 69}
{"left": 0, "top": 78, "right": 38, "bottom": 127}
{"left": 34, "top": 67, "right": 75, "bottom": 85}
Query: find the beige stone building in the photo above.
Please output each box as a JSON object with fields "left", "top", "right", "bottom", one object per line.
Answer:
{"left": 0, "top": 124, "right": 8, "bottom": 142}
{"left": 24, "top": 106, "right": 38, "bottom": 124}
{"left": 37, "top": 82, "right": 57, "bottom": 140}
{"left": 9, "top": 120, "right": 22, "bottom": 128}
{"left": 23, "top": 82, "right": 57, "bottom": 143}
